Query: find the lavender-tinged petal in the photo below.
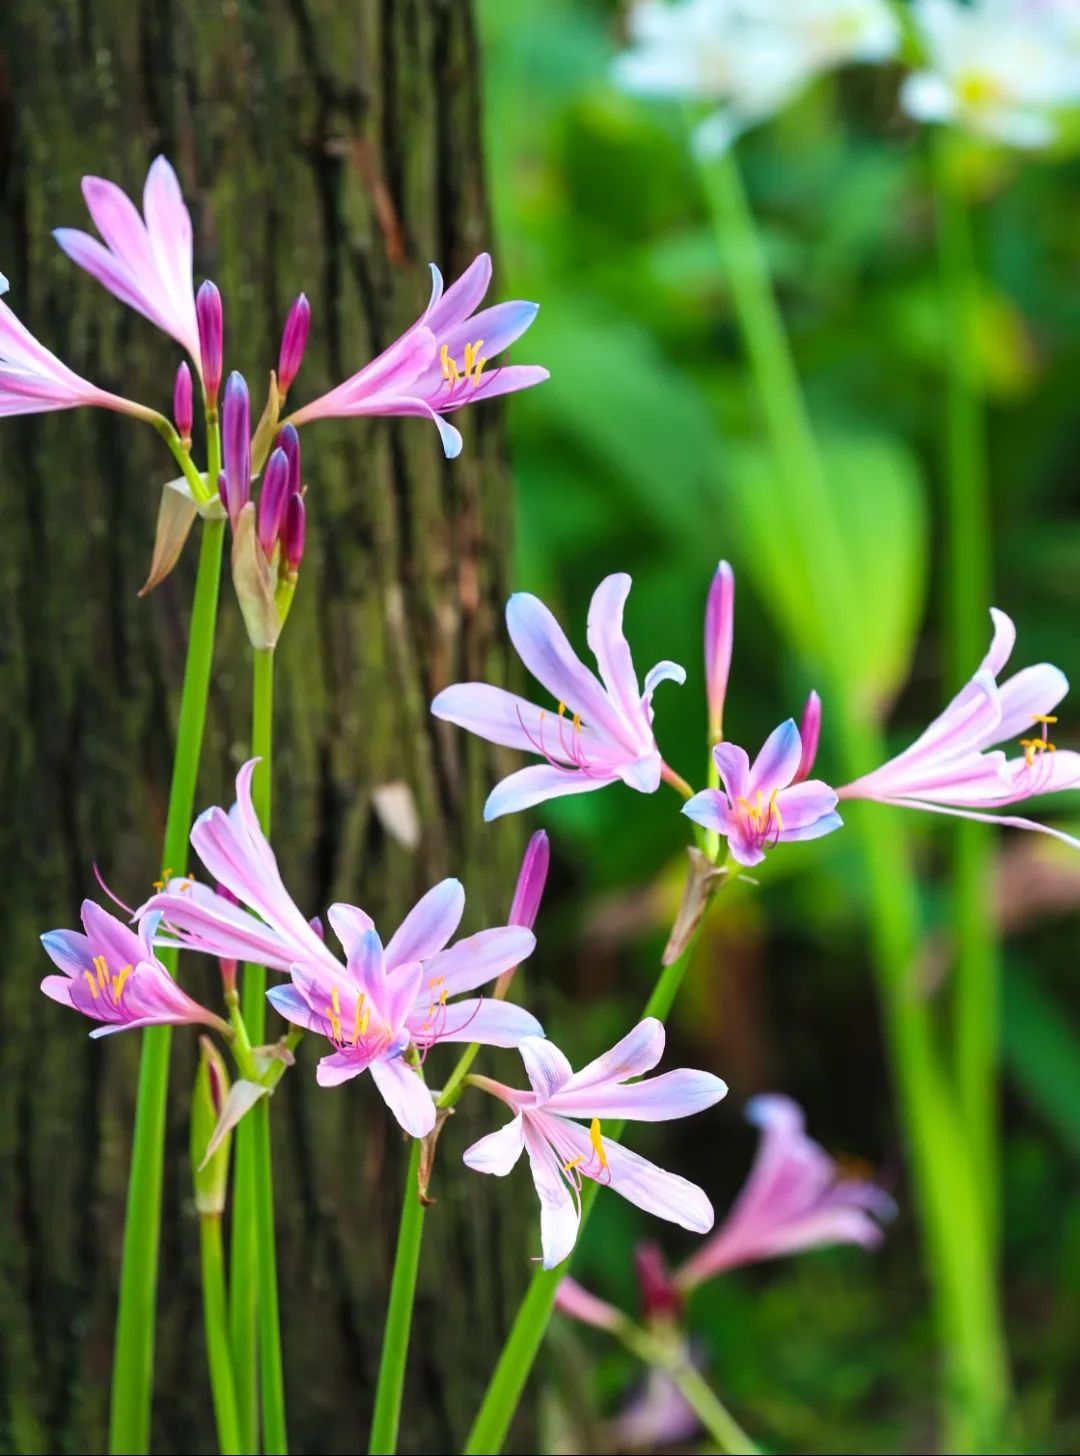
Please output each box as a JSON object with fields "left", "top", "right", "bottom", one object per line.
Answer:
{"left": 316, "top": 1052, "right": 368, "bottom": 1088}
{"left": 369, "top": 1055, "right": 437, "bottom": 1137}
{"left": 345, "top": 928, "right": 389, "bottom": 1008}
{"left": 432, "top": 682, "right": 587, "bottom": 760}
{"left": 979, "top": 606, "right": 1017, "bottom": 677}
{"left": 778, "top": 811, "right": 844, "bottom": 845}
{"left": 40, "top": 973, "right": 79, "bottom": 1008}
{"left": 80, "top": 175, "right": 154, "bottom": 275}
{"left": 288, "top": 326, "right": 435, "bottom": 424}
{"left": 642, "top": 659, "right": 687, "bottom": 706}
{"left": 416, "top": 300, "right": 540, "bottom": 389}
{"left": 748, "top": 718, "right": 802, "bottom": 795}
{"left": 712, "top": 741, "right": 751, "bottom": 802}
{"left": 79, "top": 899, "right": 147, "bottom": 970}
{"left": 988, "top": 663, "right": 1069, "bottom": 748}
{"left": 462, "top": 1116, "right": 526, "bottom": 1176}
{"left": 618, "top": 752, "right": 663, "bottom": 794}
{"left": 424, "top": 252, "right": 492, "bottom": 334}
{"left": 410, "top": 997, "right": 543, "bottom": 1047}
{"left": 142, "top": 157, "right": 196, "bottom": 343}
{"left": 40, "top": 928, "right": 92, "bottom": 977}
{"left": 506, "top": 591, "right": 630, "bottom": 747}
{"left": 522, "top": 1120, "right": 581, "bottom": 1269}
{"left": 484, "top": 764, "right": 616, "bottom": 820}
{"left": 53, "top": 230, "right": 160, "bottom": 329}
{"left": 421, "top": 926, "right": 535, "bottom": 998}
{"left": 326, "top": 902, "right": 375, "bottom": 957}
{"left": 560, "top": 1121, "right": 715, "bottom": 1234}
{"left": 774, "top": 779, "right": 839, "bottom": 830}
{"left": 385, "top": 878, "right": 465, "bottom": 969}
{"left": 440, "top": 363, "right": 549, "bottom": 409}
{"left": 878, "top": 797, "right": 1080, "bottom": 849}
{"left": 585, "top": 573, "right": 642, "bottom": 723}
{"left": 681, "top": 788, "right": 730, "bottom": 835}
{"left": 266, "top": 983, "right": 330, "bottom": 1036}
{"left": 519, "top": 1036, "right": 574, "bottom": 1103}
{"left": 552, "top": 1068, "right": 727, "bottom": 1123}
{"left": 560, "top": 1018, "right": 666, "bottom": 1095}
{"left": 383, "top": 960, "right": 425, "bottom": 1037}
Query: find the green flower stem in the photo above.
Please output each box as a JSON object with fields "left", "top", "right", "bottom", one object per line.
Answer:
{"left": 462, "top": 912, "right": 710, "bottom": 1456}
{"left": 230, "top": 647, "right": 288, "bottom": 1453}
{"left": 616, "top": 1320, "right": 758, "bottom": 1456}
{"left": 368, "top": 1133, "right": 428, "bottom": 1456}
{"left": 108, "top": 517, "right": 225, "bottom": 1454}
{"left": 200, "top": 1214, "right": 243, "bottom": 1456}
{"left": 700, "top": 140, "right": 1007, "bottom": 1450}
{"left": 932, "top": 134, "right": 999, "bottom": 1232}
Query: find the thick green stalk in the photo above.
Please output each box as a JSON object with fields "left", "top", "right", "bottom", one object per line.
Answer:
{"left": 200, "top": 1216, "right": 243, "bottom": 1455}
{"left": 368, "top": 1136, "right": 428, "bottom": 1455}
{"left": 932, "top": 134, "right": 999, "bottom": 1230}
{"left": 462, "top": 927, "right": 704, "bottom": 1455}
{"left": 618, "top": 1321, "right": 757, "bottom": 1456}
{"left": 700, "top": 142, "right": 1007, "bottom": 1449}
{"left": 230, "top": 647, "right": 287, "bottom": 1452}
{"left": 109, "top": 517, "right": 225, "bottom": 1454}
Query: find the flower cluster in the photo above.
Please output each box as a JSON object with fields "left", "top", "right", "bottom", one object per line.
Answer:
{"left": 612, "top": 0, "right": 1080, "bottom": 153}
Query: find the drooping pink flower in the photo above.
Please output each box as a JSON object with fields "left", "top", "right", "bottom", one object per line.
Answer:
{"left": 40, "top": 900, "right": 222, "bottom": 1037}
{"left": 433, "top": 573, "right": 686, "bottom": 819}
{"left": 139, "top": 761, "right": 540, "bottom": 1135}
{"left": 683, "top": 719, "right": 842, "bottom": 867}
{"left": 54, "top": 156, "right": 202, "bottom": 369}
{"left": 839, "top": 608, "right": 1080, "bottom": 847}
{"left": 463, "top": 1020, "right": 726, "bottom": 1268}
{"left": 287, "top": 253, "right": 548, "bottom": 459}
{"left": 0, "top": 281, "right": 153, "bottom": 421}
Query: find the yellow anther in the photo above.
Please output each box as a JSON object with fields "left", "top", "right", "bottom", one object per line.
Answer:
{"left": 359, "top": 1007, "right": 370, "bottom": 1036}
{"left": 557, "top": 701, "right": 567, "bottom": 717}
{"left": 94, "top": 954, "right": 109, "bottom": 991}
{"left": 440, "top": 343, "right": 461, "bottom": 384}
{"left": 327, "top": 984, "right": 343, "bottom": 1040}
{"left": 113, "top": 965, "right": 133, "bottom": 1002}
{"left": 1020, "top": 737, "right": 1057, "bottom": 767}
{"left": 572, "top": 713, "right": 582, "bottom": 733}
{"left": 462, "top": 339, "right": 485, "bottom": 383}
{"left": 471, "top": 356, "right": 488, "bottom": 386}
{"left": 589, "top": 1117, "right": 609, "bottom": 1171}
{"left": 769, "top": 788, "right": 784, "bottom": 832}
{"left": 1032, "top": 714, "right": 1059, "bottom": 725}
{"left": 439, "top": 988, "right": 448, "bottom": 1006}
{"left": 83, "top": 969, "right": 100, "bottom": 999}
{"left": 152, "top": 867, "right": 173, "bottom": 893}
{"left": 428, "top": 975, "right": 444, "bottom": 990}
{"left": 562, "top": 1154, "right": 586, "bottom": 1173}
{"left": 352, "top": 992, "right": 367, "bottom": 1044}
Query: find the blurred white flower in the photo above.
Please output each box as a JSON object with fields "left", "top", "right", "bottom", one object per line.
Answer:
{"left": 901, "top": 0, "right": 1080, "bottom": 148}
{"left": 612, "top": 0, "right": 900, "bottom": 156}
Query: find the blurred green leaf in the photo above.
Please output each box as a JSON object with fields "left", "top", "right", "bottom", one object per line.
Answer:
{"left": 1003, "top": 965, "right": 1080, "bottom": 1160}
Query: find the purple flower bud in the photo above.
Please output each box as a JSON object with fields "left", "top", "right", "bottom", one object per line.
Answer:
{"left": 509, "top": 830, "right": 550, "bottom": 930}
{"left": 196, "top": 280, "right": 223, "bottom": 404}
{"left": 282, "top": 492, "right": 306, "bottom": 572}
{"left": 277, "top": 293, "right": 310, "bottom": 396}
{"left": 635, "top": 1242, "right": 681, "bottom": 1321}
{"left": 276, "top": 422, "right": 301, "bottom": 497}
{"left": 221, "top": 371, "right": 251, "bottom": 527}
{"left": 705, "top": 561, "right": 735, "bottom": 742}
{"left": 793, "top": 690, "right": 822, "bottom": 784}
{"left": 173, "top": 361, "right": 193, "bottom": 441}
{"left": 309, "top": 915, "right": 325, "bottom": 941}
{"left": 258, "top": 447, "right": 290, "bottom": 556}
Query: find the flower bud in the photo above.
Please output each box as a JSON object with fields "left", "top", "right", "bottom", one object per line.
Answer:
{"left": 173, "top": 361, "right": 193, "bottom": 443}
{"left": 509, "top": 830, "right": 550, "bottom": 930}
{"left": 277, "top": 293, "right": 310, "bottom": 397}
{"left": 281, "top": 492, "right": 306, "bottom": 573}
{"left": 277, "top": 422, "right": 301, "bottom": 496}
{"left": 705, "top": 561, "right": 735, "bottom": 742}
{"left": 635, "top": 1241, "right": 681, "bottom": 1321}
{"left": 196, "top": 280, "right": 223, "bottom": 405}
{"left": 793, "top": 690, "right": 822, "bottom": 784}
{"left": 258, "top": 447, "right": 290, "bottom": 556}
{"left": 191, "top": 1036, "right": 233, "bottom": 1216}
{"left": 221, "top": 371, "right": 251, "bottom": 527}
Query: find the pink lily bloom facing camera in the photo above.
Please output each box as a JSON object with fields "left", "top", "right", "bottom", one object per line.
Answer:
{"left": 54, "top": 156, "right": 202, "bottom": 370}
{"left": 41, "top": 901, "right": 222, "bottom": 1038}
{"left": 0, "top": 275, "right": 156, "bottom": 423}
{"left": 839, "top": 607, "right": 1080, "bottom": 847}
{"left": 683, "top": 718, "right": 842, "bottom": 867}
{"left": 288, "top": 252, "right": 548, "bottom": 458}
{"left": 140, "top": 762, "right": 540, "bottom": 1136}
{"left": 433, "top": 573, "right": 687, "bottom": 819}
{"left": 464, "top": 1019, "right": 727, "bottom": 1269}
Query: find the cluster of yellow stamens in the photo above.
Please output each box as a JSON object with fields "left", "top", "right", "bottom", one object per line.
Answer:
{"left": 1020, "top": 714, "right": 1058, "bottom": 768}
{"left": 421, "top": 975, "right": 449, "bottom": 1036}
{"left": 563, "top": 1117, "right": 610, "bottom": 1177}
{"left": 151, "top": 866, "right": 193, "bottom": 893}
{"left": 736, "top": 788, "right": 784, "bottom": 834}
{"left": 326, "top": 985, "right": 372, "bottom": 1046}
{"left": 83, "top": 953, "right": 132, "bottom": 1004}
{"left": 440, "top": 339, "right": 488, "bottom": 388}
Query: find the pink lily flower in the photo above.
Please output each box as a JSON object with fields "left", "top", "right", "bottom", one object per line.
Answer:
{"left": 54, "top": 156, "right": 202, "bottom": 370}
{"left": 41, "top": 900, "right": 222, "bottom": 1038}
{"left": 463, "top": 1019, "right": 726, "bottom": 1269}
{"left": 432, "top": 573, "right": 687, "bottom": 819}
{"left": 0, "top": 278, "right": 154, "bottom": 421}
{"left": 139, "top": 762, "right": 540, "bottom": 1135}
{"left": 839, "top": 608, "right": 1080, "bottom": 847}
{"left": 676, "top": 1094, "right": 895, "bottom": 1288}
{"left": 683, "top": 718, "right": 842, "bottom": 867}
{"left": 287, "top": 252, "right": 548, "bottom": 459}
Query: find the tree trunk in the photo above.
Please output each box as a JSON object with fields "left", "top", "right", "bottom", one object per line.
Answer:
{"left": 0, "top": 3, "right": 529, "bottom": 1450}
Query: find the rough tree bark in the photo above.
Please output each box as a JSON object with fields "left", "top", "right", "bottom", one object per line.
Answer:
{"left": 0, "top": 3, "right": 533, "bottom": 1451}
